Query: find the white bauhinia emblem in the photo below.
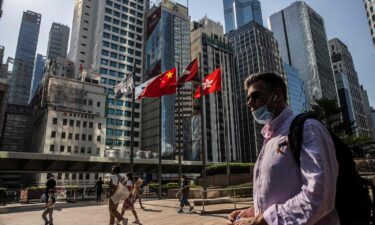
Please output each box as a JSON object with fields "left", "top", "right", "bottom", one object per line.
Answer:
{"left": 202, "top": 79, "right": 213, "bottom": 90}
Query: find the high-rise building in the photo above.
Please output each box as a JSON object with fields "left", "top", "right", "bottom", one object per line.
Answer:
{"left": 68, "top": 0, "right": 149, "bottom": 154}
{"left": 1, "top": 104, "right": 33, "bottom": 151}
{"left": 0, "top": 0, "right": 3, "bottom": 18}
{"left": 190, "top": 17, "right": 241, "bottom": 162}
{"left": 8, "top": 10, "right": 41, "bottom": 105}
{"left": 371, "top": 107, "right": 375, "bottom": 139}
{"left": 284, "top": 63, "right": 307, "bottom": 114}
{"left": 364, "top": 0, "right": 375, "bottom": 47}
{"left": 29, "top": 54, "right": 46, "bottom": 102}
{"left": 335, "top": 73, "right": 356, "bottom": 135}
{"left": 360, "top": 85, "right": 375, "bottom": 140}
{"left": 223, "top": 0, "right": 263, "bottom": 33}
{"left": 47, "top": 23, "right": 70, "bottom": 60}
{"left": 142, "top": 0, "right": 190, "bottom": 160}
{"left": 227, "top": 21, "right": 284, "bottom": 162}
{"left": 328, "top": 38, "right": 370, "bottom": 136}
{"left": 270, "top": 1, "right": 337, "bottom": 108}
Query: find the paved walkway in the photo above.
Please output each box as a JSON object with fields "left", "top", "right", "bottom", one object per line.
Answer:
{"left": 0, "top": 199, "right": 252, "bottom": 225}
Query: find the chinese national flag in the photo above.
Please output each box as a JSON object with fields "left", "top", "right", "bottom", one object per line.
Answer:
{"left": 138, "top": 68, "right": 177, "bottom": 99}
{"left": 194, "top": 68, "right": 221, "bottom": 99}
{"left": 177, "top": 58, "right": 198, "bottom": 86}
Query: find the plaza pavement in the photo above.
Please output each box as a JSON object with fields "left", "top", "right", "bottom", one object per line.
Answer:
{"left": 0, "top": 198, "right": 252, "bottom": 225}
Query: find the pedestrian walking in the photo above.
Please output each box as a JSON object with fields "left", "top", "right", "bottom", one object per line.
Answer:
{"left": 133, "top": 176, "right": 145, "bottom": 209}
{"left": 42, "top": 189, "right": 56, "bottom": 225}
{"left": 94, "top": 177, "right": 104, "bottom": 202}
{"left": 45, "top": 174, "right": 56, "bottom": 203}
{"left": 176, "top": 175, "right": 193, "bottom": 213}
{"left": 227, "top": 73, "right": 339, "bottom": 225}
{"left": 121, "top": 173, "right": 140, "bottom": 224}
{"left": 108, "top": 165, "right": 128, "bottom": 225}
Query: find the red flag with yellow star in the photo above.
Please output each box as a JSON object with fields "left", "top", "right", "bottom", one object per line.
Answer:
{"left": 138, "top": 67, "right": 177, "bottom": 99}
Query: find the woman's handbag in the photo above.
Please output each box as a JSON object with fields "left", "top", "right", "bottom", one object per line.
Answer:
{"left": 111, "top": 178, "right": 129, "bottom": 204}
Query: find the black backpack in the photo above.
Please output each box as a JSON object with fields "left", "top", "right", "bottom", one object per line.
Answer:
{"left": 288, "top": 113, "right": 375, "bottom": 225}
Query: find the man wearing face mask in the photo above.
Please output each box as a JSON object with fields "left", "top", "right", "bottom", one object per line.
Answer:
{"left": 227, "top": 73, "right": 339, "bottom": 225}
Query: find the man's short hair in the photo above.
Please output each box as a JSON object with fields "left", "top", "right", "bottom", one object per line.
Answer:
{"left": 112, "top": 165, "right": 121, "bottom": 174}
{"left": 244, "top": 73, "right": 287, "bottom": 100}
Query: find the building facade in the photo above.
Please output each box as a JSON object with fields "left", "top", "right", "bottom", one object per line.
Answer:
{"left": 29, "top": 54, "right": 46, "bottom": 102}
{"left": 335, "top": 72, "right": 356, "bottom": 135}
{"left": 223, "top": 0, "right": 263, "bottom": 33}
{"left": 364, "top": 0, "right": 375, "bottom": 47}
{"left": 1, "top": 104, "right": 33, "bottom": 151}
{"left": 8, "top": 10, "right": 41, "bottom": 105}
{"left": 141, "top": 0, "right": 190, "bottom": 160}
{"left": 190, "top": 17, "right": 241, "bottom": 162}
{"left": 0, "top": 0, "right": 3, "bottom": 18}
{"left": 47, "top": 23, "right": 70, "bottom": 60}
{"left": 227, "top": 21, "right": 284, "bottom": 162}
{"left": 328, "top": 38, "right": 370, "bottom": 136}
{"left": 284, "top": 63, "right": 307, "bottom": 114}
{"left": 270, "top": 1, "right": 337, "bottom": 108}
{"left": 31, "top": 75, "right": 107, "bottom": 185}
{"left": 360, "top": 85, "right": 375, "bottom": 140}
{"left": 68, "top": 0, "right": 149, "bottom": 154}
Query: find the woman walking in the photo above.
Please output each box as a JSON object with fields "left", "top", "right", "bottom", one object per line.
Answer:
{"left": 108, "top": 165, "right": 128, "bottom": 225}
{"left": 121, "top": 173, "right": 140, "bottom": 224}
{"left": 133, "top": 176, "right": 145, "bottom": 209}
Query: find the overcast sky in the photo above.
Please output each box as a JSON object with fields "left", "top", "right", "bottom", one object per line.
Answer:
{"left": 1, "top": 0, "right": 374, "bottom": 106}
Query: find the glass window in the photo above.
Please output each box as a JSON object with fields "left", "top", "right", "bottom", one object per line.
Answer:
{"left": 109, "top": 70, "right": 117, "bottom": 77}
{"left": 110, "top": 61, "right": 117, "bottom": 67}
{"left": 101, "top": 77, "right": 108, "bottom": 84}
{"left": 51, "top": 131, "right": 56, "bottom": 138}
{"left": 70, "top": 120, "right": 74, "bottom": 127}
{"left": 75, "top": 134, "right": 79, "bottom": 140}
{"left": 89, "top": 122, "right": 93, "bottom": 128}
{"left": 68, "top": 133, "right": 73, "bottom": 139}
{"left": 60, "top": 146, "right": 65, "bottom": 152}
{"left": 105, "top": 15, "right": 112, "bottom": 22}
{"left": 111, "top": 43, "right": 118, "bottom": 50}
{"left": 50, "top": 145, "right": 55, "bottom": 152}
{"left": 103, "top": 33, "right": 110, "bottom": 39}
{"left": 63, "top": 119, "right": 67, "bottom": 125}
{"left": 110, "top": 52, "right": 118, "bottom": 58}
{"left": 100, "top": 68, "right": 108, "bottom": 75}
{"left": 112, "top": 35, "right": 119, "bottom": 41}
{"left": 62, "top": 132, "right": 66, "bottom": 139}
{"left": 53, "top": 118, "right": 57, "bottom": 125}
{"left": 101, "top": 59, "right": 109, "bottom": 65}
{"left": 103, "top": 41, "right": 110, "bottom": 47}
{"left": 112, "top": 27, "right": 119, "bottom": 33}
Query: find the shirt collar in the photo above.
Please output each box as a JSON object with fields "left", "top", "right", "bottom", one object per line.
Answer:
{"left": 261, "top": 107, "right": 293, "bottom": 139}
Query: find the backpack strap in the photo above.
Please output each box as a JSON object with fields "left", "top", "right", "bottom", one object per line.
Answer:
{"left": 288, "top": 112, "right": 319, "bottom": 166}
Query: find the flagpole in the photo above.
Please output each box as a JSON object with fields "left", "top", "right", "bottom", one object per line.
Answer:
{"left": 130, "top": 62, "right": 136, "bottom": 173}
{"left": 199, "top": 51, "right": 207, "bottom": 197}
{"left": 177, "top": 62, "right": 182, "bottom": 187}
{"left": 158, "top": 97, "right": 162, "bottom": 199}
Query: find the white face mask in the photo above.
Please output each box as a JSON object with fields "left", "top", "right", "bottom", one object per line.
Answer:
{"left": 48, "top": 194, "right": 53, "bottom": 198}
{"left": 252, "top": 94, "right": 276, "bottom": 125}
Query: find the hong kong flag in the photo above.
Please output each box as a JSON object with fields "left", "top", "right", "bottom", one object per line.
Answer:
{"left": 138, "top": 68, "right": 177, "bottom": 99}
{"left": 194, "top": 68, "right": 221, "bottom": 99}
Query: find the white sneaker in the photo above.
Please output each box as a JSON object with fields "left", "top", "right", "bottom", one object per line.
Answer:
{"left": 133, "top": 219, "right": 140, "bottom": 224}
{"left": 122, "top": 218, "right": 128, "bottom": 225}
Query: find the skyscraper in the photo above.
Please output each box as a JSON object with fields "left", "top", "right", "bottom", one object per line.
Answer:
{"left": 223, "top": 0, "right": 263, "bottom": 33}
{"left": 227, "top": 21, "right": 284, "bottom": 162}
{"left": 141, "top": 0, "right": 190, "bottom": 159}
{"left": 328, "top": 38, "right": 370, "bottom": 136}
{"left": 360, "top": 85, "right": 375, "bottom": 140}
{"left": 270, "top": 1, "right": 337, "bottom": 108}
{"left": 47, "top": 23, "right": 70, "bottom": 60}
{"left": 334, "top": 72, "right": 356, "bottom": 135}
{"left": 364, "top": 0, "right": 375, "bottom": 47}
{"left": 284, "top": 63, "right": 307, "bottom": 114}
{"left": 191, "top": 16, "right": 241, "bottom": 162}
{"left": 68, "top": 0, "right": 149, "bottom": 153}
{"left": 0, "top": 0, "right": 3, "bottom": 18}
{"left": 8, "top": 10, "right": 41, "bottom": 105}
{"left": 29, "top": 54, "right": 46, "bottom": 102}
